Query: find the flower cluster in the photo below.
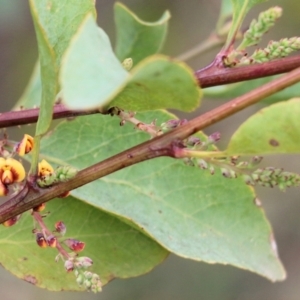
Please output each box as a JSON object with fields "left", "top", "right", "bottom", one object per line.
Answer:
{"left": 1, "top": 133, "right": 101, "bottom": 292}
{"left": 0, "top": 134, "right": 34, "bottom": 197}
{"left": 33, "top": 217, "right": 102, "bottom": 293}
{"left": 175, "top": 130, "right": 300, "bottom": 191}
{"left": 0, "top": 157, "right": 25, "bottom": 196}
{"left": 224, "top": 6, "right": 300, "bottom": 66}
{"left": 238, "top": 7, "right": 282, "bottom": 50}
{"left": 37, "top": 159, "right": 77, "bottom": 193}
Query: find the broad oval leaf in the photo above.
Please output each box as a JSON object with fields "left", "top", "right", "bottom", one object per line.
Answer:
{"left": 0, "top": 197, "right": 168, "bottom": 291}
{"left": 61, "top": 15, "right": 201, "bottom": 112}
{"left": 109, "top": 55, "right": 202, "bottom": 112}
{"left": 39, "top": 110, "right": 285, "bottom": 281}
{"left": 60, "top": 14, "right": 129, "bottom": 110}
{"left": 226, "top": 98, "right": 300, "bottom": 155}
{"left": 114, "top": 2, "right": 170, "bottom": 65}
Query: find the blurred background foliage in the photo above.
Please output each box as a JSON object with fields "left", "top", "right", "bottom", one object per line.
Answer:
{"left": 0, "top": 0, "right": 300, "bottom": 299}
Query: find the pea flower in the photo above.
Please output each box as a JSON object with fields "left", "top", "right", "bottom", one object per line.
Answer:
{"left": 38, "top": 159, "right": 54, "bottom": 177}
{"left": 15, "top": 134, "right": 34, "bottom": 156}
{"left": 0, "top": 157, "right": 25, "bottom": 196}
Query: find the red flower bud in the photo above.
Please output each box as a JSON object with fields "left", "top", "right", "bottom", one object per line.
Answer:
{"left": 33, "top": 203, "right": 46, "bottom": 212}
{"left": 64, "top": 238, "right": 85, "bottom": 253}
{"left": 64, "top": 259, "right": 74, "bottom": 272}
{"left": 46, "top": 235, "right": 57, "bottom": 248}
{"left": 54, "top": 221, "right": 66, "bottom": 236}
{"left": 2, "top": 215, "right": 21, "bottom": 227}
{"left": 36, "top": 233, "right": 48, "bottom": 248}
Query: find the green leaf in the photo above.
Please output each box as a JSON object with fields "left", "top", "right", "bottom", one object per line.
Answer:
{"left": 61, "top": 15, "right": 201, "bottom": 112}
{"left": 60, "top": 15, "right": 129, "bottom": 110}
{"left": 109, "top": 55, "right": 202, "bottom": 112}
{"left": 114, "top": 2, "right": 170, "bottom": 65}
{"left": 39, "top": 110, "right": 285, "bottom": 281}
{"left": 225, "top": 0, "right": 268, "bottom": 49}
{"left": 13, "top": 61, "right": 42, "bottom": 109}
{"left": 29, "top": 0, "right": 96, "bottom": 135}
{"left": 226, "top": 98, "right": 300, "bottom": 155}
{"left": 0, "top": 197, "right": 167, "bottom": 291}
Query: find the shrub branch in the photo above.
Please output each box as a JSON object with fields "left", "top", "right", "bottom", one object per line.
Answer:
{"left": 1, "top": 66, "right": 300, "bottom": 223}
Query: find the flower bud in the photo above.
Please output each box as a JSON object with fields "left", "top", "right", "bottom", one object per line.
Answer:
{"left": 64, "top": 259, "right": 74, "bottom": 272}
{"left": 2, "top": 215, "right": 21, "bottom": 227}
{"left": 121, "top": 58, "right": 133, "bottom": 71}
{"left": 54, "top": 221, "right": 67, "bottom": 235}
{"left": 46, "top": 235, "right": 57, "bottom": 248}
{"left": 75, "top": 256, "right": 93, "bottom": 268}
{"left": 38, "top": 159, "right": 54, "bottom": 177}
{"left": 0, "top": 157, "right": 25, "bottom": 185}
{"left": 207, "top": 132, "right": 221, "bottom": 144}
{"left": 33, "top": 203, "right": 46, "bottom": 212}
{"left": 64, "top": 238, "right": 85, "bottom": 253}
{"left": 36, "top": 233, "right": 48, "bottom": 248}
{"left": 58, "top": 191, "right": 70, "bottom": 198}
{"left": 15, "top": 134, "right": 34, "bottom": 156}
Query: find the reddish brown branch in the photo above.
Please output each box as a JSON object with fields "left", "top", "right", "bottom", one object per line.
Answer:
{"left": 195, "top": 54, "right": 300, "bottom": 88}
{"left": 1, "top": 55, "right": 300, "bottom": 129}
{"left": 0, "top": 104, "right": 101, "bottom": 128}
{"left": 1, "top": 66, "right": 300, "bottom": 223}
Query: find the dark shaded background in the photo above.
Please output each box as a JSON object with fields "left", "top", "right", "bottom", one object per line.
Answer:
{"left": 0, "top": 1, "right": 300, "bottom": 299}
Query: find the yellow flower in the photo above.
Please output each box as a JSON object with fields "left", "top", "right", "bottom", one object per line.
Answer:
{"left": 38, "top": 159, "right": 54, "bottom": 177}
{"left": 0, "top": 157, "right": 25, "bottom": 185}
{"left": 15, "top": 134, "right": 34, "bottom": 156}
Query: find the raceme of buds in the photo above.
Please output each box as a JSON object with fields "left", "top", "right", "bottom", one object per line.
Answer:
{"left": 64, "top": 238, "right": 85, "bottom": 253}
{"left": 239, "top": 37, "right": 300, "bottom": 65}
{"left": 15, "top": 134, "right": 34, "bottom": 156}
{"left": 238, "top": 6, "right": 282, "bottom": 50}
{"left": 55, "top": 221, "right": 67, "bottom": 236}
{"left": 77, "top": 271, "right": 102, "bottom": 293}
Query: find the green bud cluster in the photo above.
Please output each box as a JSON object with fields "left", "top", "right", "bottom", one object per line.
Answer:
{"left": 37, "top": 165, "right": 78, "bottom": 188}
{"left": 225, "top": 6, "right": 300, "bottom": 67}
{"left": 238, "top": 6, "right": 282, "bottom": 50}
{"left": 244, "top": 167, "right": 300, "bottom": 191}
{"left": 241, "top": 37, "right": 300, "bottom": 64}
{"left": 75, "top": 269, "right": 102, "bottom": 293}
{"left": 183, "top": 145, "right": 300, "bottom": 191}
